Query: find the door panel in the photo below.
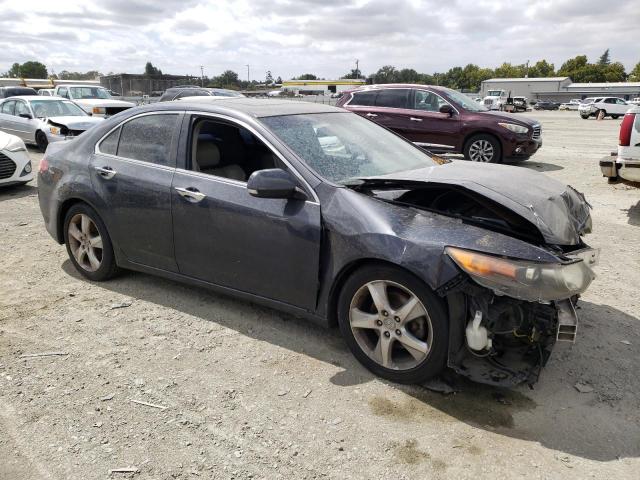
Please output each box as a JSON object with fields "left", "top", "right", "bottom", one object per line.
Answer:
{"left": 171, "top": 171, "right": 322, "bottom": 310}
{"left": 89, "top": 154, "right": 178, "bottom": 271}
{"left": 407, "top": 90, "right": 461, "bottom": 149}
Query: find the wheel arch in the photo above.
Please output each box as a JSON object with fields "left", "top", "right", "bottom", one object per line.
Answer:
{"left": 326, "top": 258, "right": 445, "bottom": 328}
{"left": 56, "top": 197, "right": 102, "bottom": 244}
{"left": 462, "top": 130, "right": 503, "bottom": 160}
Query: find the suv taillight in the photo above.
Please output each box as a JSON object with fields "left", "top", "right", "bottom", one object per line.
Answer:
{"left": 619, "top": 113, "right": 635, "bottom": 146}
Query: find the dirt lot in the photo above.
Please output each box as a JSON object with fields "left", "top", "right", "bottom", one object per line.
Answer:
{"left": 1, "top": 111, "right": 639, "bottom": 479}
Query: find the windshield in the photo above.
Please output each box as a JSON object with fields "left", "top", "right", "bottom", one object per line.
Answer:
{"left": 30, "top": 99, "right": 87, "bottom": 118}
{"left": 440, "top": 88, "right": 488, "bottom": 112}
{"left": 69, "top": 87, "right": 111, "bottom": 100}
{"left": 261, "top": 112, "right": 436, "bottom": 184}
{"left": 487, "top": 90, "right": 503, "bottom": 97}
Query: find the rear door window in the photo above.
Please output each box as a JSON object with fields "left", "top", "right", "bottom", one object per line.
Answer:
{"left": 349, "top": 91, "right": 377, "bottom": 106}
{"left": 116, "top": 114, "right": 180, "bottom": 166}
{"left": 375, "top": 89, "right": 410, "bottom": 109}
{"left": 14, "top": 101, "right": 30, "bottom": 117}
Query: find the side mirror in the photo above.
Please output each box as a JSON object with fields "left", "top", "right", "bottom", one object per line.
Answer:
{"left": 439, "top": 104, "right": 454, "bottom": 116}
{"left": 19, "top": 113, "right": 33, "bottom": 119}
{"left": 247, "top": 168, "right": 307, "bottom": 200}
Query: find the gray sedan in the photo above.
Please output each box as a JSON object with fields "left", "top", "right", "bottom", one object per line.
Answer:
{"left": 0, "top": 95, "right": 104, "bottom": 152}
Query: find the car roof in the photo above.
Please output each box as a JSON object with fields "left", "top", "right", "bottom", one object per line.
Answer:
{"left": 145, "top": 98, "right": 343, "bottom": 118}
{"left": 6, "top": 95, "right": 64, "bottom": 101}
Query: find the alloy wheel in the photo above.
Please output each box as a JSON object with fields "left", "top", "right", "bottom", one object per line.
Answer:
{"left": 67, "top": 213, "right": 103, "bottom": 272}
{"left": 349, "top": 280, "right": 433, "bottom": 370}
{"left": 468, "top": 139, "right": 494, "bottom": 162}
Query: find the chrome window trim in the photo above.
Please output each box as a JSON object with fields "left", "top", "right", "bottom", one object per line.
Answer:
{"left": 345, "top": 87, "right": 460, "bottom": 116}
{"left": 183, "top": 110, "right": 320, "bottom": 204}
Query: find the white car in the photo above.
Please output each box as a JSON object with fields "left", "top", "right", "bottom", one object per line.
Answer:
{"left": 38, "top": 89, "right": 56, "bottom": 97}
{"left": 482, "top": 89, "right": 507, "bottom": 111}
{"left": 600, "top": 106, "right": 640, "bottom": 183}
{"left": 0, "top": 131, "right": 33, "bottom": 187}
{"left": 54, "top": 85, "right": 134, "bottom": 118}
{"left": 559, "top": 99, "right": 582, "bottom": 111}
{"left": 579, "top": 96, "right": 631, "bottom": 119}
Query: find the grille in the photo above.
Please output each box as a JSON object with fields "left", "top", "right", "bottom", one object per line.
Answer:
{"left": 484, "top": 99, "right": 493, "bottom": 105}
{"left": 532, "top": 125, "right": 542, "bottom": 139}
{"left": 0, "top": 153, "right": 17, "bottom": 180}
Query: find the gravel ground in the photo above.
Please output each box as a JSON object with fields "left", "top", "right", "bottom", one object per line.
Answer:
{"left": 1, "top": 111, "right": 639, "bottom": 479}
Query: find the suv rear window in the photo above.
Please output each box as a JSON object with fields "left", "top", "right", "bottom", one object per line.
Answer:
{"left": 375, "top": 89, "right": 410, "bottom": 108}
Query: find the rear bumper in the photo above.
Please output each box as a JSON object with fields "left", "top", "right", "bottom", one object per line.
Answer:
{"left": 600, "top": 155, "right": 640, "bottom": 182}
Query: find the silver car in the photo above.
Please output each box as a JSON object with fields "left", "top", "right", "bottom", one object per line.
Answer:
{"left": 0, "top": 95, "right": 104, "bottom": 152}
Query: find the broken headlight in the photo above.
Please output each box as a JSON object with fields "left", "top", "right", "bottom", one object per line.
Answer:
{"left": 445, "top": 247, "right": 596, "bottom": 302}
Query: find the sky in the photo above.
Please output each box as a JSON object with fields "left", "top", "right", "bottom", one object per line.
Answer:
{"left": 0, "top": 0, "right": 638, "bottom": 81}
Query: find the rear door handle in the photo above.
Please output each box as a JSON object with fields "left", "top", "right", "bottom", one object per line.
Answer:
{"left": 365, "top": 113, "right": 378, "bottom": 118}
{"left": 175, "top": 187, "right": 206, "bottom": 203}
{"left": 409, "top": 117, "right": 423, "bottom": 122}
{"left": 94, "top": 166, "right": 116, "bottom": 179}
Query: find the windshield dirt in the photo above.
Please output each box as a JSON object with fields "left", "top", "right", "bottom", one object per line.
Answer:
{"left": 30, "top": 100, "right": 86, "bottom": 118}
{"left": 261, "top": 112, "right": 436, "bottom": 183}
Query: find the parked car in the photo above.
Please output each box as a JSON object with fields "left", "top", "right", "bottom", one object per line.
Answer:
{"left": 579, "top": 97, "right": 631, "bottom": 119}
{"left": 336, "top": 84, "right": 542, "bottom": 163}
{"left": 559, "top": 99, "right": 582, "bottom": 111}
{"left": 0, "top": 131, "right": 33, "bottom": 187}
{"left": 599, "top": 105, "right": 640, "bottom": 183}
{"left": 37, "top": 89, "right": 56, "bottom": 97}
{"left": 482, "top": 89, "right": 507, "bottom": 111}
{"left": 533, "top": 100, "right": 560, "bottom": 111}
{"left": 629, "top": 97, "right": 640, "bottom": 106}
{"left": 0, "top": 96, "right": 104, "bottom": 152}
{"left": 54, "top": 85, "right": 134, "bottom": 118}
{"left": 0, "top": 86, "right": 38, "bottom": 98}
{"left": 37, "top": 99, "right": 597, "bottom": 387}
{"left": 158, "top": 87, "right": 245, "bottom": 102}
{"left": 512, "top": 96, "right": 528, "bottom": 112}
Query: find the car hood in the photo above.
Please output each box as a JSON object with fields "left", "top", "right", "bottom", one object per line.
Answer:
{"left": 356, "top": 161, "right": 592, "bottom": 246}
{"left": 45, "top": 116, "right": 104, "bottom": 130}
{"left": 73, "top": 99, "right": 135, "bottom": 108}
{"left": 480, "top": 110, "right": 539, "bottom": 126}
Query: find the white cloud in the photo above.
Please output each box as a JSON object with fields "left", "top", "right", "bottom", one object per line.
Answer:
{"left": 0, "top": 0, "right": 638, "bottom": 80}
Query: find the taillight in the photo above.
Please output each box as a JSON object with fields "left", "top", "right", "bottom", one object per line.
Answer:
{"left": 619, "top": 113, "right": 635, "bottom": 146}
{"left": 39, "top": 155, "right": 49, "bottom": 174}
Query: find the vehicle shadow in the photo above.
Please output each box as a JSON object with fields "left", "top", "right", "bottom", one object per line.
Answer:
{"left": 0, "top": 183, "right": 37, "bottom": 201}
{"left": 623, "top": 201, "right": 640, "bottom": 226}
{"left": 61, "top": 261, "right": 640, "bottom": 462}
{"left": 518, "top": 161, "right": 564, "bottom": 172}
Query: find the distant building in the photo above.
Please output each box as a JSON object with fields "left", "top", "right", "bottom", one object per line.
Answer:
{"left": 282, "top": 79, "right": 366, "bottom": 95}
{"left": 99, "top": 73, "right": 197, "bottom": 96}
{"left": 480, "top": 77, "right": 640, "bottom": 102}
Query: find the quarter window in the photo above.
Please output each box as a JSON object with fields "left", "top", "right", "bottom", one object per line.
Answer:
{"left": 375, "top": 89, "right": 410, "bottom": 109}
{"left": 112, "top": 114, "right": 179, "bottom": 166}
{"left": 99, "top": 127, "right": 121, "bottom": 155}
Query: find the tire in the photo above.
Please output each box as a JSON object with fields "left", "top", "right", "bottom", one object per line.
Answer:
{"left": 463, "top": 134, "right": 502, "bottom": 163}
{"left": 63, "top": 203, "right": 119, "bottom": 281}
{"left": 611, "top": 115, "right": 620, "bottom": 119}
{"left": 580, "top": 114, "right": 590, "bottom": 119}
{"left": 337, "top": 265, "right": 448, "bottom": 384}
{"left": 35, "top": 131, "right": 48, "bottom": 153}
{"left": 597, "top": 109, "right": 606, "bottom": 120}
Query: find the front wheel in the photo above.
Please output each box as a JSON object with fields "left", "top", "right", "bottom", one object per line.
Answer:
{"left": 63, "top": 203, "right": 119, "bottom": 281}
{"left": 611, "top": 115, "right": 620, "bottom": 119}
{"left": 463, "top": 134, "right": 502, "bottom": 163}
{"left": 580, "top": 114, "right": 590, "bottom": 119}
{"left": 36, "top": 131, "right": 48, "bottom": 153}
{"left": 337, "top": 265, "right": 448, "bottom": 384}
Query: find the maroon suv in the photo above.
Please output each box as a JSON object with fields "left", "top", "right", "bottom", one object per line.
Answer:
{"left": 337, "top": 84, "right": 542, "bottom": 163}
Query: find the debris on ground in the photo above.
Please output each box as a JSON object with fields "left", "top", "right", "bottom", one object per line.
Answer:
{"left": 574, "top": 383, "right": 594, "bottom": 393}
{"left": 19, "top": 352, "right": 68, "bottom": 359}
{"left": 130, "top": 399, "right": 167, "bottom": 410}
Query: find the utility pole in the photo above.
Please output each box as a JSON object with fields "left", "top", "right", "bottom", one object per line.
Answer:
{"left": 525, "top": 60, "right": 529, "bottom": 78}
{"left": 246, "top": 64, "right": 250, "bottom": 85}
{"left": 355, "top": 59, "right": 359, "bottom": 78}
{"left": 200, "top": 65, "right": 204, "bottom": 87}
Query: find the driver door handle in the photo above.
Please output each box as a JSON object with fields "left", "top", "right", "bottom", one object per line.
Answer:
{"left": 409, "top": 117, "right": 423, "bottom": 122}
{"left": 175, "top": 186, "right": 206, "bottom": 203}
{"left": 94, "top": 166, "right": 117, "bottom": 179}
{"left": 365, "top": 113, "right": 378, "bottom": 118}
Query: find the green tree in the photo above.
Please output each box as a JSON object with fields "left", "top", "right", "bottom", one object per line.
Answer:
{"left": 6, "top": 61, "right": 48, "bottom": 78}
{"left": 343, "top": 69, "right": 364, "bottom": 79}
{"left": 276, "top": 76, "right": 283, "bottom": 84}
{"left": 598, "top": 49, "right": 611, "bottom": 66}
{"left": 396, "top": 68, "right": 421, "bottom": 83}
{"left": 144, "top": 62, "right": 162, "bottom": 75}
{"left": 528, "top": 59, "right": 555, "bottom": 77}
{"left": 602, "top": 62, "right": 626, "bottom": 82}
{"left": 629, "top": 62, "right": 640, "bottom": 82}
{"left": 295, "top": 74, "right": 318, "bottom": 80}
{"left": 493, "top": 62, "right": 526, "bottom": 78}
{"left": 557, "top": 55, "right": 588, "bottom": 80}
{"left": 7, "top": 63, "right": 21, "bottom": 77}
{"left": 373, "top": 65, "right": 398, "bottom": 83}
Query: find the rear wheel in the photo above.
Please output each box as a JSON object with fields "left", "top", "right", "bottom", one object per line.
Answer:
{"left": 337, "top": 265, "right": 448, "bottom": 384}
{"left": 63, "top": 203, "right": 119, "bottom": 281}
{"left": 36, "top": 131, "right": 48, "bottom": 153}
{"left": 580, "top": 114, "right": 590, "bottom": 119}
{"left": 464, "top": 134, "right": 502, "bottom": 163}
{"left": 611, "top": 114, "right": 620, "bottom": 119}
